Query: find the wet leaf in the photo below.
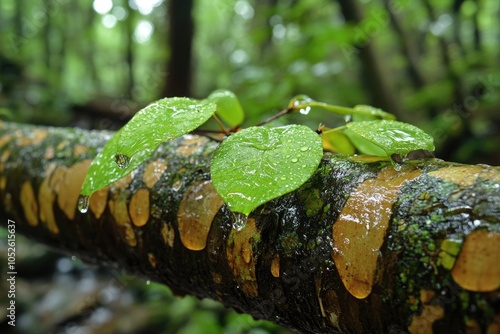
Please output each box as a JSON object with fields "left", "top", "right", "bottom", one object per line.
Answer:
{"left": 346, "top": 120, "right": 435, "bottom": 156}
{"left": 81, "top": 97, "right": 216, "bottom": 196}
{"left": 322, "top": 129, "right": 355, "bottom": 154}
{"left": 352, "top": 105, "right": 396, "bottom": 121}
{"left": 207, "top": 89, "right": 244, "bottom": 127}
{"left": 116, "top": 97, "right": 216, "bottom": 158}
{"left": 80, "top": 127, "right": 156, "bottom": 196}
{"left": 211, "top": 125, "right": 323, "bottom": 216}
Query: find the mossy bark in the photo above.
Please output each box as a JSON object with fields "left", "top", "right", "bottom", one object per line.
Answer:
{"left": 0, "top": 122, "right": 499, "bottom": 334}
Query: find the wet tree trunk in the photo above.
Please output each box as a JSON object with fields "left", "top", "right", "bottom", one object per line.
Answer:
{"left": 335, "top": 0, "right": 402, "bottom": 119}
{"left": 0, "top": 122, "right": 499, "bottom": 334}
{"left": 163, "top": 0, "right": 194, "bottom": 97}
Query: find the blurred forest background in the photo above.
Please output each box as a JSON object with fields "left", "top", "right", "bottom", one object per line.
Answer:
{"left": 0, "top": 0, "right": 499, "bottom": 333}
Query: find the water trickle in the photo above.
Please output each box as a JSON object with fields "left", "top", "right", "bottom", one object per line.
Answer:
{"left": 77, "top": 194, "right": 90, "bottom": 213}
{"left": 232, "top": 212, "right": 248, "bottom": 231}
{"left": 115, "top": 154, "right": 130, "bottom": 169}
{"left": 299, "top": 106, "right": 311, "bottom": 115}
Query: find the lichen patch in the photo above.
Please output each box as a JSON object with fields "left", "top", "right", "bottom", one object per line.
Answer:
{"left": 271, "top": 254, "right": 280, "bottom": 278}
{"left": 147, "top": 253, "right": 157, "bottom": 268}
{"left": 108, "top": 195, "right": 137, "bottom": 247}
{"left": 21, "top": 181, "right": 39, "bottom": 227}
{"left": 161, "top": 222, "right": 175, "bottom": 248}
{"left": 73, "top": 144, "right": 89, "bottom": 156}
{"left": 408, "top": 304, "right": 444, "bottom": 334}
{"left": 451, "top": 230, "right": 500, "bottom": 292}
{"left": 143, "top": 160, "right": 168, "bottom": 188}
{"left": 129, "top": 188, "right": 150, "bottom": 227}
{"left": 332, "top": 166, "right": 422, "bottom": 299}
{"left": 38, "top": 164, "right": 59, "bottom": 234}
{"left": 44, "top": 147, "right": 55, "bottom": 160}
{"left": 226, "top": 218, "right": 259, "bottom": 298}
{"left": 176, "top": 136, "right": 208, "bottom": 156}
{"left": 89, "top": 187, "right": 109, "bottom": 219}
{"left": 56, "top": 160, "right": 91, "bottom": 220}
{"left": 177, "top": 180, "right": 223, "bottom": 251}
{"left": 428, "top": 165, "right": 500, "bottom": 187}
{"left": 31, "top": 129, "right": 48, "bottom": 145}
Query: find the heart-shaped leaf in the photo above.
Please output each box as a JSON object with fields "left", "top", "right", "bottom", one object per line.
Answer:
{"left": 81, "top": 97, "right": 216, "bottom": 197}
{"left": 207, "top": 89, "right": 244, "bottom": 127}
{"left": 346, "top": 120, "right": 435, "bottom": 156}
{"left": 211, "top": 125, "right": 323, "bottom": 216}
{"left": 116, "top": 97, "right": 216, "bottom": 158}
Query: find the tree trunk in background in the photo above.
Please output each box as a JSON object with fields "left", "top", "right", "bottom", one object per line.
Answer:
{"left": 125, "top": 1, "right": 135, "bottom": 99}
{"left": 163, "top": 0, "right": 194, "bottom": 97}
{"left": 0, "top": 122, "right": 499, "bottom": 334}
{"left": 335, "top": 0, "right": 402, "bottom": 119}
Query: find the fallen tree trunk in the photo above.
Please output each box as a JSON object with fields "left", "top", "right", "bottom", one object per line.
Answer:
{"left": 0, "top": 121, "right": 499, "bottom": 334}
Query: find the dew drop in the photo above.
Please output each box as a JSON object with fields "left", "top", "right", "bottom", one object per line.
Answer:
{"left": 77, "top": 194, "right": 90, "bottom": 213}
{"left": 291, "top": 158, "right": 298, "bottom": 163}
{"left": 300, "top": 146, "right": 309, "bottom": 152}
{"left": 232, "top": 212, "right": 248, "bottom": 231}
{"left": 146, "top": 280, "right": 151, "bottom": 285}
{"left": 115, "top": 154, "right": 130, "bottom": 169}
{"left": 299, "top": 106, "right": 311, "bottom": 115}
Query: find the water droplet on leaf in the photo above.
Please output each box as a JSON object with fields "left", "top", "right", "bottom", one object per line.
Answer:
{"left": 291, "top": 158, "right": 298, "bottom": 163}
{"left": 299, "top": 106, "right": 311, "bottom": 115}
{"left": 300, "top": 146, "right": 309, "bottom": 151}
{"left": 115, "top": 154, "right": 130, "bottom": 169}
{"left": 77, "top": 194, "right": 90, "bottom": 213}
{"left": 232, "top": 212, "right": 247, "bottom": 231}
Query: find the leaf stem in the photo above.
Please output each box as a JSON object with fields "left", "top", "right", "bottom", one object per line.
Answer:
{"left": 212, "top": 114, "right": 230, "bottom": 135}
{"left": 257, "top": 107, "right": 294, "bottom": 126}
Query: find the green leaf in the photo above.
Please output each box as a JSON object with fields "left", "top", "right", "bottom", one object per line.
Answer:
{"left": 81, "top": 97, "right": 216, "bottom": 196}
{"left": 344, "top": 129, "right": 387, "bottom": 156}
{"left": 352, "top": 105, "right": 396, "bottom": 121}
{"left": 346, "top": 120, "right": 435, "bottom": 156}
{"left": 80, "top": 127, "right": 156, "bottom": 196}
{"left": 117, "top": 97, "right": 217, "bottom": 158}
{"left": 322, "top": 129, "right": 355, "bottom": 154}
{"left": 289, "top": 95, "right": 395, "bottom": 120}
{"left": 211, "top": 125, "right": 323, "bottom": 216}
{"left": 207, "top": 89, "right": 244, "bottom": 127}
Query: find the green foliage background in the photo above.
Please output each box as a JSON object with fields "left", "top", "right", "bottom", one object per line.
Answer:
{"left": 0, "top": 0, "right": 499, "bottom": 332}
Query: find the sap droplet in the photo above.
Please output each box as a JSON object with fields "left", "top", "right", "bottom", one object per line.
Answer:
{"left": 232, "top": 212, "right": 248, "bottom": 231}
{"left": 300, "top": 146, "right": 309, "bottom": 152}
{"left": 291, "top": 158, "right": 298, "bottom": 163}
{"left": 77, "top": 194, "right": 90, "bottom": 213}
{"left": 115, "top": 154, "right": 130, "bottom": 169}
{"left": 299, "top": 106, "right": 311, "bottom": 115}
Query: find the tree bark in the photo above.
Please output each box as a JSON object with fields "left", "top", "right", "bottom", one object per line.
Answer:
{"left": 163, "top": 0, "right": 194, "bottom": 97}
{"left": 0, "top": 122, "right": 499, "bottom": 334}
{"left": 335, "top": 0, "right": 402, "bottom": 119}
